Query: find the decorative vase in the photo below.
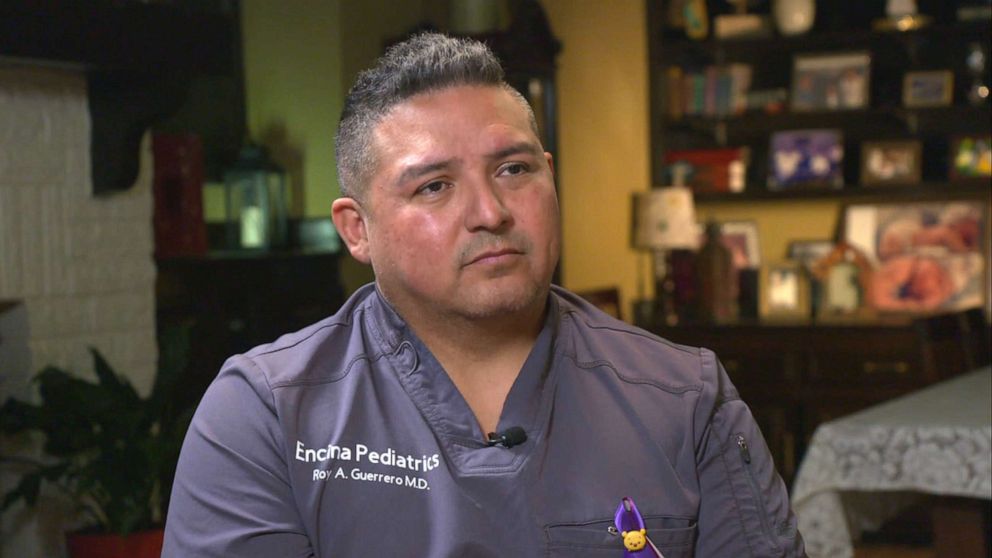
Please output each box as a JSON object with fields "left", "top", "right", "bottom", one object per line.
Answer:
{"left": 66, "top": 529, "right": 164, "bottom": 558}
{"left": 773, "top": 0, "right": 815, "bottom": 36}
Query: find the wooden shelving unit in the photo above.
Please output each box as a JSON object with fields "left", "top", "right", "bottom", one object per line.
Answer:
{"left": 647, "top": 1, "right": 992, "bottom": 200}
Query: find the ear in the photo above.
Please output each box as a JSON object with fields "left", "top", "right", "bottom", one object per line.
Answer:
{"left": 545, "top": 152, "right": 555, "bottom": 178}
{"left": 332, "top": 197, "right": 371, "bottom": 264}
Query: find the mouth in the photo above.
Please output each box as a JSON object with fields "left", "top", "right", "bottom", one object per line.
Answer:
{"left": 465, "top": 248, "right": 523, "bottom": 266}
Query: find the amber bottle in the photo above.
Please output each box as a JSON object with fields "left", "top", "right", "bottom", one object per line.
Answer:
{"left": 695, "top": 221, "right": 737, "bottom": 323}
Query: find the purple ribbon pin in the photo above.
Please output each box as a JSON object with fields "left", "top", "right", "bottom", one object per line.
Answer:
{"left": 614, "top": 497, "right": 663, "bottom": 557}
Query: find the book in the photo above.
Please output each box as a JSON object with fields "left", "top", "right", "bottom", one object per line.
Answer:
{"left": 668, "top": 63, "right": 753, "bottom": 117}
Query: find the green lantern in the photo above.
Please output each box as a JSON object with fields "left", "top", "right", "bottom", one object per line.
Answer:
{"left": 223, "top": 144, "right": 288, "bottom": 250}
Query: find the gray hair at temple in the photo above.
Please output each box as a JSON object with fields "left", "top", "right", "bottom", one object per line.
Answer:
{"left": 334, "top": 32, "right": 540, "bottom": 203}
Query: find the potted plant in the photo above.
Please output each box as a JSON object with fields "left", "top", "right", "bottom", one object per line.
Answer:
{"left": 0, "top": 327, "right": 194, "bottom": 558}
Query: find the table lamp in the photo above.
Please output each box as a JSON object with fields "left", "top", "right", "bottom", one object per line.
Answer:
{"left": 630, "top": 185, "right": 700, "bottom": 326}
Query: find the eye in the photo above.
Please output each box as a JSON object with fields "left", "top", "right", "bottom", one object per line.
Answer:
{"left": 497, "top": 162, "right": 529, "bottom": 176}
{"left": 416, "top": 180, "right": 450, "bottom": 196}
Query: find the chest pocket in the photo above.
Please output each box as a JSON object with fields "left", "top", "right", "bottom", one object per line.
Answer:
{"left": 545, "top": 515, "right": 696, "bottom": 558}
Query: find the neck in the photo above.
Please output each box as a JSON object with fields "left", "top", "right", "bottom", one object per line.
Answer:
{"left": 414, "top": 298, "right": 547, "bottom": 372}
{"left": 392, "top": 294, "right": 549, "bottom": 435}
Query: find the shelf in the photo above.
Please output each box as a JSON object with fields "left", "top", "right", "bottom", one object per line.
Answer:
{"left": 662, "top": 105, "right": 991, "bottom": 139}
{"left": 683, "top": 179, "right": 991, "bottom": 204}
{"left": 155, "top": 248, "right": 340, "bottom": 265}
{"left": 656, "top": 21, "right": 991, "bottom": 62}
{"left": 649, "top": 0, "right": 991, "bottom": 203}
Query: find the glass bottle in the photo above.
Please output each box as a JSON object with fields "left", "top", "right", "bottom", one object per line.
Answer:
{"left": 695, "top": 221, "right": 737, "bottom": 323}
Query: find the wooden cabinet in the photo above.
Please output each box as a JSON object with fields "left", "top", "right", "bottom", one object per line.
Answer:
{"left": 156, "top": 251, "right": 346, "bottom": 411}
{"left": 647, "top": 313, "right": 989, "bottom": 485}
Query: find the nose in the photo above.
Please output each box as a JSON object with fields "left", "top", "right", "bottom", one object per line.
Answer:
{"left": 465, "top": 178, "right": 511, "bottom": 232}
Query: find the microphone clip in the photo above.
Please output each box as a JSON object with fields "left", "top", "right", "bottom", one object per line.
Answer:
{"left": 486, "top": 426, "right": 527, "bottom": 448}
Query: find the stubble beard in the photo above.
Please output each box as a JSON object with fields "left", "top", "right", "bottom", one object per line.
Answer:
{"left": 453, "top": 230, "right": 558, "bottom": 323}
{"left": 454, "top": 274, "right": 550, "bottom": 322}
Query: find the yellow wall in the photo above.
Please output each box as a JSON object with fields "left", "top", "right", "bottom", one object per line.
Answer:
{"left": 338, "top": 1, "right": 447, "bottom": 92}
{"left": 241, "top": 0, "right": 344, "bottom": 220}
{"left": 232, "top": 2, "right": 862, "bottom": 307}
{"left": 543, "top": 1, "right": 847, "bottom": 316}
{"left": 542, "top": 0, "right": 653, "bottom": 313}
{"left": 696, "top": 200, "right": 840, "bottom": 265}
{"left": 237, "top": 2, "right": 441, "bottom": 292}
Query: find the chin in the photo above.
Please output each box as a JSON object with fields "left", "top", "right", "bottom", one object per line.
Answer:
{"left": 462, "top": 280, "right": 549, "bottom": 320}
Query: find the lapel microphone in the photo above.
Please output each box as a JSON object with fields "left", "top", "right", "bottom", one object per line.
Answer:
{"left": 486, "top": 426, "right": 527, "bottom": 448}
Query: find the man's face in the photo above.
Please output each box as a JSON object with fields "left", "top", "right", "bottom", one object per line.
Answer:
{"left": 343, "top": 85, "right": 560, "bottom": 322}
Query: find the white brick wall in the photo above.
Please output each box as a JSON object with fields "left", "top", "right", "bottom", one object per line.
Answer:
{"left": 0, "top": 65, "right": 158, "bottom": 558}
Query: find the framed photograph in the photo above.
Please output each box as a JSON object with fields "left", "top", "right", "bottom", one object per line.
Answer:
{"left": 768, "top": 129, "right": 844, "bottom": 190}
{"left": 949, "top": 135, "right": 992, "bottom": 180}
{"left": 860, "top": 140, "right": 922, "bottom": 186}
{"left": 760, "top": 262, "right": 810, "bottom": 319}
{"left": 842, "top": 201, "right": 988, "bottom": 315}
{"left": 787, "top": 239, "right": 835, "bottom": 274}
{"left": 791, "top": 52, "right": 871, "bottom": 112}
{"left": 663, "top": 147, "right": 750, "bottom": 194}
{"left": 903, "top": 70, "right": 954, "bottom": 108}
{"left": 810, "top": 242, "right": 875, "bottom": 318}
{"left": 720, "top": 220, "right": 761, "bottom": 270}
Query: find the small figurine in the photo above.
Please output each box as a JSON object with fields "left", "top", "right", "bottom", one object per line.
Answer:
{"left": 966, "top": 42, "right": 990, "bottom": 106}
{"left": 614, "top": 497, "right": 664, "bottom": 557}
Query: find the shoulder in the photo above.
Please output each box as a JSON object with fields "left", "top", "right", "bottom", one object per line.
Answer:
{"left": 226, "top": 284, "right": 386, "bottom": 390}
{"left": 551, "top": 287, "right": 729, "bottom": 398}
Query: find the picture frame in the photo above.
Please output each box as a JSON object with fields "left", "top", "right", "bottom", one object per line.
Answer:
{"left": 787, "top": 239, "right": 835, "bottom": 274}
{"left": 903, "top": 70, "right": 954, "bottom": 108}
{"left": 760, "top": 262, "right": 810, "bottom": 319}
{"left": 768, "top": 129, "right": 844, "bottom": 190}
{"left": 949, "top": 134, "right": 992, "bottom": 180}
{"left": 810, "top": 242, "right": 875, "bottom": 319}
{"left": 860, "top": 140, "right": 922, "bottom": 186}
{"left": 791, "top": 52, "right": 871, "bottom": 112}
{"left": 719, "top": 220, "right": 761, "bottom": 270}
{"left": 841, "top": 201, "right": 988, "bottom": 315}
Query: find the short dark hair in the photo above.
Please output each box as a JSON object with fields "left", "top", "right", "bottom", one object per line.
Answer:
{"left": 335, "top": 32, "right": 538, "bottom": 202}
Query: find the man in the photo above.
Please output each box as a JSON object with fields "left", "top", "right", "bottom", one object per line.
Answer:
{"left": 163, "top": 33, "right": 805, "bottom": 557}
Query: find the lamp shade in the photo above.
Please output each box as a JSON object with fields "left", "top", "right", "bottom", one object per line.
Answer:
{"left": 630, "top": 187, "right": 699, "bottom": 250}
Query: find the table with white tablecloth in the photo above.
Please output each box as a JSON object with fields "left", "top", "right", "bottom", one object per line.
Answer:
{"left": 792, "top": 366, "right": 992, "bottom": 558}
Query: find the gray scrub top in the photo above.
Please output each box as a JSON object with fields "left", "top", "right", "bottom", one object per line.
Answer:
{"left": 163, "top": 284, "right": 805, "bottom": 557}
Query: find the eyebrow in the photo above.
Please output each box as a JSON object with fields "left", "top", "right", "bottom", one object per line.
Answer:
{"left": 396, "top": 160, "right": 452, "bottom": 187}
{"left": 394, "top": 141, "right": 543, "bottom": 187}
{"left": 487, "top": 141, "right": 543, "bottom": 161}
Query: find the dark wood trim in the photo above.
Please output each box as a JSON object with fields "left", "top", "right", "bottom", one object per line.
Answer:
{"left": 932, "top": 497, "right": 990, "bottom": 558}
{"left": 1, "top": 1, "right": 242, "bottom": 195}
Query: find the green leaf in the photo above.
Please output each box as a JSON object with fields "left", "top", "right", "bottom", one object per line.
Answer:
{"left": 39, "top": 463, "right": 69, "bottom": 481}
{"left": 90, "top": 348, "right": 141, "bottom": 409}
{"left": 0, "top": 329, "right": 197, "bottom": 535}
{"left": 0, "top": 398, "right": 43, "bottom": 434}
{"left": 1, "top": 470, "right": 42, "bottom": 512}
{"left": 35, "top": 368, "right": 109, "bottom": 419}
